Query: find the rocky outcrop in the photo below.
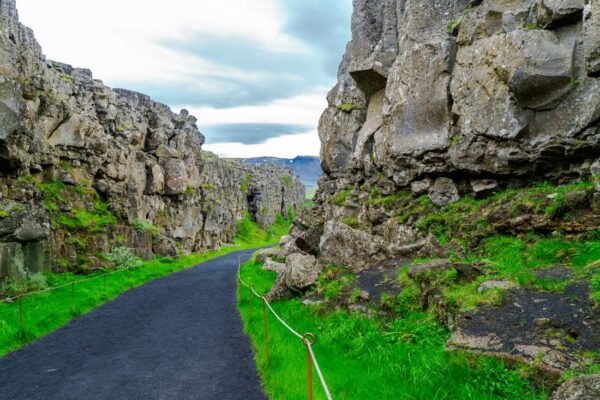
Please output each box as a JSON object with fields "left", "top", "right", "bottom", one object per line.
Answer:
{"left": 274, "top": 0, "right": 600, "bottom": 287}
{"left": 447, "top": 283, "right": 599, "bottom": 372}
{"left": 320, "top": 0, "right": 599, "bottom": 185}
{"left": 0, "top": 0, "right": 304, "bottom": 280}
{"left": 551, "top": 375, "right": 600, "bottom": 400}
{"left": 270, "top": 0, "right": 600, "bottom": 376}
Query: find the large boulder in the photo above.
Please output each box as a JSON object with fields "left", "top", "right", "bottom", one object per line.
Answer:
{"left": 428, "top": 178, "right": 460, "bottom": 207}
{"left": 267, "top": 253, "right": 320, "bottom": 300}
{"left": 256, "top": 247, "right": 282, "bottom": 263}
{"left": 319, "top": 221, "right": 387, "bottom": 272}
{"left": 14, "top": 215, "right": 50, "bottom": 242}
{"left": 162, "top": 158, "right": 188, "bottom": 195}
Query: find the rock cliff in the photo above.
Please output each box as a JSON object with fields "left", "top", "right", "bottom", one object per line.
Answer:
{"left": 274, "top": 0, "right": 600, "bottom": 377}
{"left": 0, "top": 0, "right": 304, "bottom": 279}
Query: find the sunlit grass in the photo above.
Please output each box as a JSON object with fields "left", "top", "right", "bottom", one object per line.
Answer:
{"left": 239, "top": 259, "right": 548, "bottom": 400}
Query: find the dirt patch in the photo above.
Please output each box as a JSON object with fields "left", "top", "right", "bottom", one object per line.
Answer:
{"left": 355, "top": 263, "right": 402, "bottom": 304}
{"left": 448, "top": 282, "right": 600, "bottom": 372}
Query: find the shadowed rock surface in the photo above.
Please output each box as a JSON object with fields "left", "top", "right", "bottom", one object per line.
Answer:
{"left": 447, "top": 283, "right": 600, "bottom": 372}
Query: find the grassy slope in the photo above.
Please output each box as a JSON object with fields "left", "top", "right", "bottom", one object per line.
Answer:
{"left": 239, "top": 259, "right": 548, "bottom": 400}
{"left": 0, "top": 212, "right": 292, "bottom": 357}
{"left": 365, "top": 181, "right": 600, "bottom": 311}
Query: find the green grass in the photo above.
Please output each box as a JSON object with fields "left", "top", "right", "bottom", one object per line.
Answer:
{"left": 55, "top": 207, "right": 117, "bottom": 233}
{"left": 234, "top": 211, "right": 293, "bottom": 247}
{"left": 238, "top": 259, "right": 548, "bottom": 400}
{"left": 132, "top": 218, "right": 161, "bottom": 237}
{"left": 447, "top": 17, "right": 462, "bottom": 35}
{"left": 281, "top": 175, "right": 292, "bottom": 187}
{"left": 241, "top": 173, "right": 252, "bottom": 194}
{"left": 331, "top": 189, "right": 352, "bottom": 206}
{"left": 0, "top": 214, "right": 293, "bottom": 357}
{"left": 305, "top": 186, "right": 317, "bottom": 200}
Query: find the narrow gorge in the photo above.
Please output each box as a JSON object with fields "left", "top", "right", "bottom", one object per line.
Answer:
{"left": 1, "top": 0, "right": 599, "bottom": 399}
{"left": 0, "top": 0, "right": 305, "bottom": 281}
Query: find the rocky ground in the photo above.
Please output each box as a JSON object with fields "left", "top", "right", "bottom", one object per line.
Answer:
{"left": 0, "top": 0, "right": 305, "bottom": 282}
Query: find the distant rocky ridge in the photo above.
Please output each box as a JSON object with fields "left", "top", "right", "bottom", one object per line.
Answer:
{"left": 242, "top": 156, "right": 322, "bottom": 188}
{"left": 0, "top": 0, "right": 304, "bottom": 280}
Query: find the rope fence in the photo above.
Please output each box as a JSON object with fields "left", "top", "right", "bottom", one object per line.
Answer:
{"left": 3, "top": 265, "right": 137, "bottom": 332}
{"left": 4, "top": 253, "right": 333, "bottom": 399}
{"left": 237, "top": 256, "right": 333, "bottom": 400}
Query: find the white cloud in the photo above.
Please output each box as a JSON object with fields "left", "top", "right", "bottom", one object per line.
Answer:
{"left": 17, "top": 0, "right": 305, "bottom": 83}
{"left": 179, "top": 90, "right": 327, "bottom": 157}
{"left": 16, "top": 0, "right": 335, "bottom": 158}
{"left": 181, "top": 89, "right": 327, "bottom": 127}
{"left": 204, "top": 131, "right": 321, "bottom": 159}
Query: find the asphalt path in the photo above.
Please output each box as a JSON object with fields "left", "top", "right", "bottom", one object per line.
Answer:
{"left": 0, "top": 248, "right": 267, "bottom": 400}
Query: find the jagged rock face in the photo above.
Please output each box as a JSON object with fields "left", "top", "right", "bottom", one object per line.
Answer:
{"left": 0, "top": 0, "right": 305, "bottom": 279}
{"left": 321, "top": 0, "right": 599, "bottom": 186}
{"left": 272, "top": 2, "right": 600, "bottom": 374}
{"left": 280, "top": 0, "right": 600, "bottom": 282}
{"left": 551, "top": 375, "right": 600, "bottom": 400}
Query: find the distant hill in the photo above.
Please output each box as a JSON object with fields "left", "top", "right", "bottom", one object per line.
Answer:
{"left": 242, "top": 156, "right": 322, "bottom": 188}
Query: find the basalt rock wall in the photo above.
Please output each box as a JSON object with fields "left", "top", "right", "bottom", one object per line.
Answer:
{"left": 285, "top": 0, "right": 600, "bottom": 268}
{"left": 321, "top": 0, "right": 600, "bottom": 185}
{"left": 277, "top": 0, "right": 600, "bottom": 297}
{"left": 0, "top": 0, "right": 304, "bottom": 280}
{"left": 272, "top": 0, "right": 600, "bottom": 376}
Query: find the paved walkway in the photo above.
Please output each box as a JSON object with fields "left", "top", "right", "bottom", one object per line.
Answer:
{"left": 0, "top": 249, "right": 267, "bottom": 400}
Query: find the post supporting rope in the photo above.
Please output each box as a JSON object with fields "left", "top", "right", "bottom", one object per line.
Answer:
{"left": 238, "top": 255, "right": 333, "bottom": 400}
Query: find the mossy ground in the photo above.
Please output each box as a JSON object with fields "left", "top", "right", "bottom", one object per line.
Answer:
{"left": 309, "top": 180, "right": 600, "bottom": 386}
{"left": 239, "top": 258, "right": 549, "bottom": 400}
{"left": 360, "top": 181, "right": 600, "bottom": 310}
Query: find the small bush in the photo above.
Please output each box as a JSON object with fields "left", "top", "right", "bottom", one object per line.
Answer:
{"left": 104, "top": 247, "right": 141, "bottom": 270}
{"left": 331, "top": 189, "right": 352, "bottom": 206}
{"left": 447, "top": 17, "right": 462, "bottom": 35}
{"left": 132, "top": 218, "right": 161, "bottom": 237}
{"left": 1, "top": 273, "right": 48, "bottom": 297}
{"left": 28, "top": 273, "right": 48, "bottom": 291}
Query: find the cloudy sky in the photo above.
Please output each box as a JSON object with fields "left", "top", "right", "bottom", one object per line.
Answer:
{"left": 17, "top": 0, "right": 352, "bottom": 158}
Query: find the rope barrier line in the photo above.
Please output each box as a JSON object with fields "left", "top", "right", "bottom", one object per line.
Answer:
{"left": 307, "top": 342, "right": 333, "bottom": 400}
{"left": 4, "top": 266, "right": 132, "bottom": 302}
{"left": 237, "top": 255, "right": 333, "bottom": 400}
{"left": 262, "top": 296, "right": 303, "bottom": 340}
